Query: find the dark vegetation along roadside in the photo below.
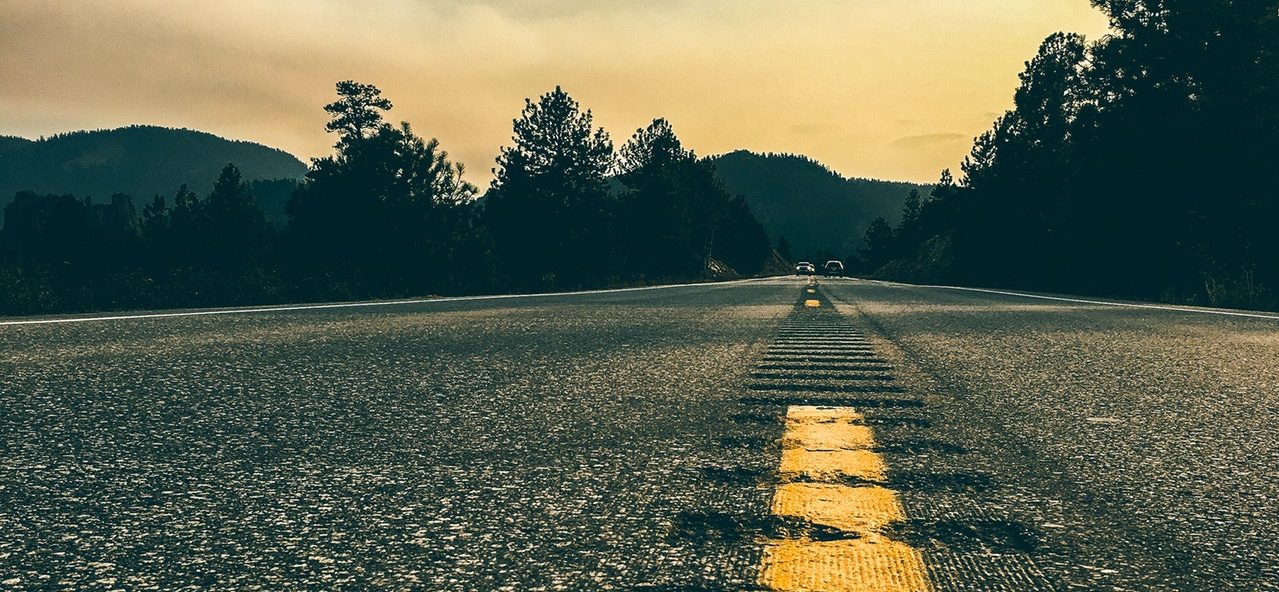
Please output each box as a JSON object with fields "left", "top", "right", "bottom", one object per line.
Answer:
{"left": 708, "top": 151, "right": 930, "bottom": 266}
{"left": 862, "top": 0, "right": 1279, "bottom": 311}
{"left": 3, "top": 1, "right": 1275, "bottom": 315}
{"left": 0, "top": 84, "right": 779, "bottom": 315}
{"left": 0, "top": 126, "right": 306, "bottom": 225}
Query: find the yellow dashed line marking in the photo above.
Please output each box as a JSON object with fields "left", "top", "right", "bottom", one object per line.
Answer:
{"left": 804, "top": 299, "right": 822, "bottom": 308}
{"left": 787, "top": 406, "right": 862, "bottom": 422}
{"left": 780, "top": 448, "right": 887, "bottom": 482}
{"left": 782, "top": 407, "right": 876, "bottom": 451}
{"left": 759, "top": 406, "right": 932, "bottom": 591}
{"left": 761, "top": 539, "right": 931, "bottom": 592}
{"left": 783, "top": 422, "right": 877, "bottom": 451}
{"left": 772, "top": 483, "right": 904, "bottom": 532}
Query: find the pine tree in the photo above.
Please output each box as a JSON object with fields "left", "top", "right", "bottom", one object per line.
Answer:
{"left": 860, "top": 217, "right": 896, "bottom": 273}
{"left": 484, "top": 87, "right": 614, "bottom": 289}
{"left": 290, "top": 82, "right": 476, "bottom": 298}
{"left": 324, "top": 81, "right": 393, "bottom": 144}
{"left": 616, "top": 119, "right": 705, "bottom": 278}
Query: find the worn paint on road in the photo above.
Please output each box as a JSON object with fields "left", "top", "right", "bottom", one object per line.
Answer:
{"left": 761, "top": 538, "right": 931, "bottom": 592}
{"left": 761, "top": 406, "right": 931, "bottom": 591}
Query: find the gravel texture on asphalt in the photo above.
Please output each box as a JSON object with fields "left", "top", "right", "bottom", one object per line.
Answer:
{"left": 0, "top": 282, "right": 793, "bottom": 590}
{"left": 3, "top": 277, "right": 1277, "bottom": 590}
{"left": 825, "top": 278, "right": 1279, "bottom": 591}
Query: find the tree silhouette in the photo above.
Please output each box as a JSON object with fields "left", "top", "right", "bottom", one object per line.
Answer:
{"left": 617, "top": 118, "right": 691, "bottom": 175}
{"left": 324, "top": 81, "right": 393, "bottom": 144}
{"left": 2, "top": 79, "right": 795, "bottom": 315}
{"left": 860, "top": 217, "right": 896, "bottom": 273}
{"left": 616, "top": 119, "right": 713, "bottom": 279}
{"left": 714, "top": 195, "right": 771, "bottom": 276}
{"left": 894, "top": 188, "right": 923, "bottom": 258}
{"left": 290, "top": 82, "right": 477, "bottom": 298}
{"left": 880, "top": 2, "right": 1279, "bottom": 308}
{"left": 484, "top": 87, "right": 615, "bottom": 290}
{"left": 166, "top": 184, "right": 207, "bottom": 275}
{"left": 200, "top": 164, "right": 273, "bottom": 301}
{"left": 0, "top": 191, "right": 144, "bottom": 312}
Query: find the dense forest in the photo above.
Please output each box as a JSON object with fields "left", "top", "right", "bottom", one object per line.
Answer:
{"left": 708, "top": 151, "right": 928, "bottom": 264}
{"left": 865, "top": 0, "right": 1279, "bottom": 310}
{"left": 0, "top": 84, "right": 776, "bottom": 315}
{"left": 6, "top": 1, "right": 1274, "bottom": 315}
{"left": 0, "top": 126, "right": 306, "bottom": 226}
{"left": 0, "top": 129, "right": 915, "bottom": 264}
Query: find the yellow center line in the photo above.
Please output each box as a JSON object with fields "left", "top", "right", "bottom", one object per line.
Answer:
{"left": 804, "top": 300, "right": 822, "bottom": 308}
{"left": 772, "top": 483, "right": 903, "bottom": 532}
{"left": 761, "top": 539, "right": 932, "bottom": 592}
{"left": 782, "top": 422, "right": 877, "bottom": 451}
{"left": 780, "top": 448, "right": 887, "bottom": 483}
{"left": 760, "top": 405, "right": 933, "bottom": 592}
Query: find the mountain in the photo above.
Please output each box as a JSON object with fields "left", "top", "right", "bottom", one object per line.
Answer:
{"left": 0, "top": 125, "right": 307, "bottom": 224}
{"left": 706, "top": 150, "right": 930, "bottom": 261}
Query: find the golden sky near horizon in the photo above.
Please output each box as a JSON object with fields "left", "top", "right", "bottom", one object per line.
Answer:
{"left": 0, "top": 1, "right": 1110, "bottom": 184}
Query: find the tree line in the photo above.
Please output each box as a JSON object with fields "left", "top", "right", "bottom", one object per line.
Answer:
{"left": 864, "top": 0, "right": 1279, "bottom": 310}
{"left": 0, "top": 83, "right": 772, "bottom": 315}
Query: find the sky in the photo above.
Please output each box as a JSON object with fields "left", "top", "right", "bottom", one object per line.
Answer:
{"left": 0, "top": 1, "right": 1110, "bottom": 185}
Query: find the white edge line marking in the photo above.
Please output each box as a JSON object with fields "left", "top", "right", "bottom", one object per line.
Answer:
{"left": 844, "top": 277, "right": 1279, "bottom": 321}
{"left": 0, "top": 276, "right": 784, "bottom": 326}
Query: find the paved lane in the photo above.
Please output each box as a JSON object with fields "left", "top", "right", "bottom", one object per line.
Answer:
{"left": 823, "top": 278, "right": 1279, "bottom": 591}
{"left": 0, "top": 280, "right": 797, "bottom": 590}
{"left": 2, "top": 277, "right": 1277, "bottom": 590}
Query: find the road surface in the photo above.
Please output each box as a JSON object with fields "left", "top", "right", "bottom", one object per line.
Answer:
{"left": 1, "top": 277, "right": 1277, "bottom": 590}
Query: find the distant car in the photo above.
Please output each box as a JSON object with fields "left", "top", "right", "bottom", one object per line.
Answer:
{"left": 795, "top": 262, "right": 816, "bottom": 275}
{"left": 823, "top": 260, "right": 845, "bottom": 277}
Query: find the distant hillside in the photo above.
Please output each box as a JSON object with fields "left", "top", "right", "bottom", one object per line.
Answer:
{"left": 0, "top": 136, "right": 34, "bottom": 157}
{"left": 707, "top": 150, "right": 930, "bottom": 260}
{"left": 0, "top": 126, "right": 306, "bottom": 223}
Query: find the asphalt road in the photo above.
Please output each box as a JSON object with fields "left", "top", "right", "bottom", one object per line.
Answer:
{"left": 1, "top": 277, "right": 1277, "bottom": 590}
